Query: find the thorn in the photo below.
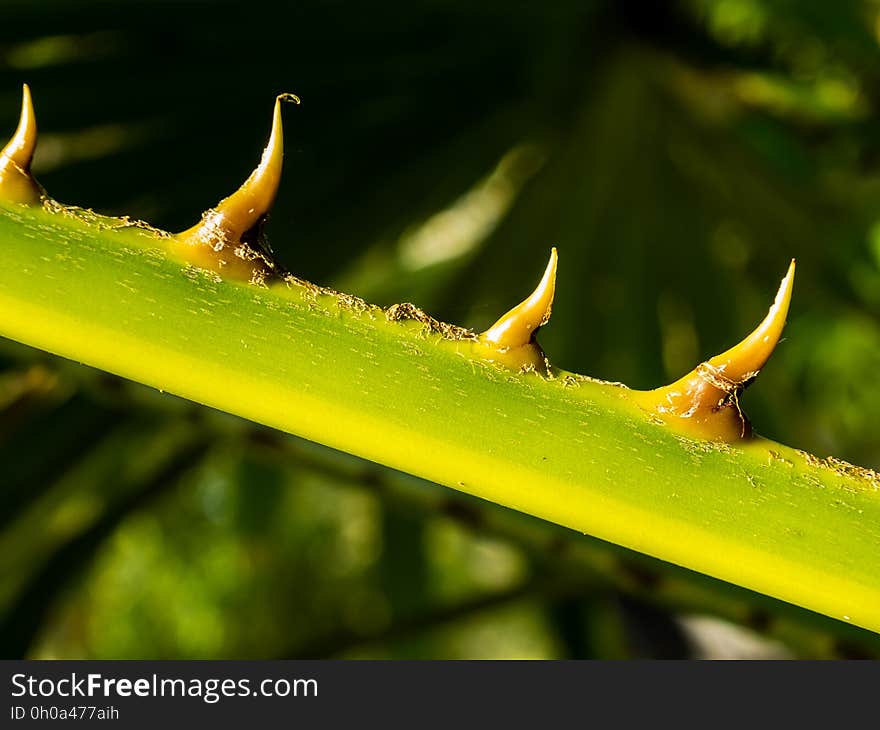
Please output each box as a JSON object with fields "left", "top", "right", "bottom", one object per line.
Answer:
{"left": 473, "top": 248, "right": 557, "bottom": 372}
{"left": 482, "top": 247, "right": 557, "bottom": 347}
{"left": 173, "top": 93, "right": 300, "bottom": 282}
{"left": 705, "top": 258, "right": 795, "bottom": 382}
{"left": 0, "top": 83, "right": 43, "bottom": 205}
{"left": 3, "top": 84, "right": 36, "bottom": 168}
{"left": 635, "top": 260, "right": 796, "bottom": 442}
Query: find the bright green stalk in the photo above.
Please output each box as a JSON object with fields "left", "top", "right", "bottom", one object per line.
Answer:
{"left": 0, "top": 202, "right": 878, "bottom": 632}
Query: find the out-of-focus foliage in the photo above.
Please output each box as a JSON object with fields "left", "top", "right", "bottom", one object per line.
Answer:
{"left": 1, "top": 0, "right": 878, "bottom": 658}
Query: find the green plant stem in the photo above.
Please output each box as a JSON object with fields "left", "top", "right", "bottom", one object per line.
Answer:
{"left": 0, "top": 203, "right": 878, "bottom": 632}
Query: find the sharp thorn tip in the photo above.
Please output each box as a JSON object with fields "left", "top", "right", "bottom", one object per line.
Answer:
{"left": 481, "top": 248, "right": 558, "bottom": 348}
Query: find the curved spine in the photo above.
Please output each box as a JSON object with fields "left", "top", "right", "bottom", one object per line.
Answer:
{"left": 0, "top": 84, "right": 42, "bottom": 205}
{"left": 633, "top": 260, "right": 795, "bottom": 441}
{"left": 172, "top": 94, "right": 299, "bottom": 283}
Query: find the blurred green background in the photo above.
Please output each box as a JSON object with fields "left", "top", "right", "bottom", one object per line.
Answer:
{"left": 1, "top": 0, "right": 879, "bottom": 659}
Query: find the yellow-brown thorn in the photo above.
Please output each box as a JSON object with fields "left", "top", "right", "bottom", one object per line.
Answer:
{"left": 172, "top": 93, "right": 300, "bottom": 283}
{"left": 634, "top": 260, "right": 796, "bottom": 442}
{"left": 0, "top": 84, "right": 42, "bottom": 205}
{"left": 473, "top": 247, "right": 557, "bottom": 372}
